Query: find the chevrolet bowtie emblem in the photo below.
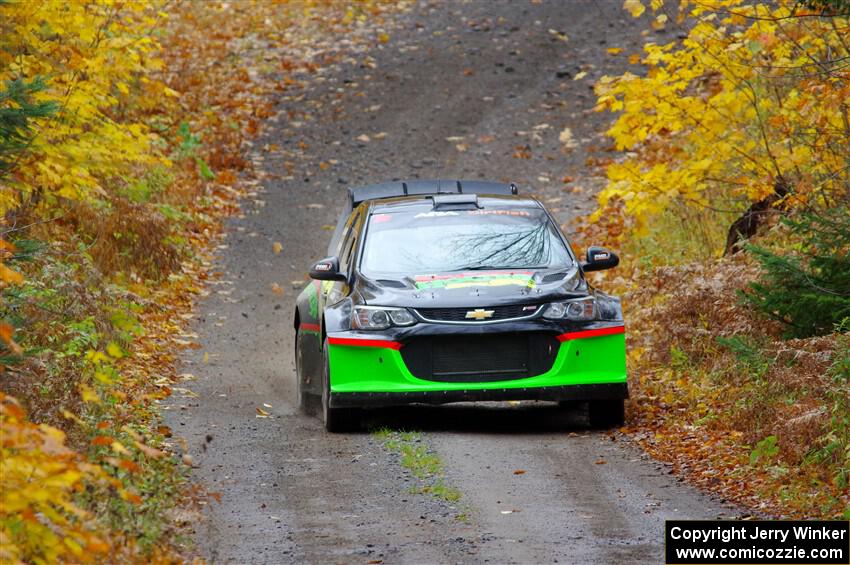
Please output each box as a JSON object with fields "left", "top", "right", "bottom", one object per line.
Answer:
{"left": 465, "top": 308, "right": 495, "bottom": 320}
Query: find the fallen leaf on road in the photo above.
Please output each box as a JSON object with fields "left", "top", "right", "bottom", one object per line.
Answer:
{"left": 559, "top": 127, "right": 578, "bottom": 148}
{"left": 596, "top": 459, "right": 607, "bottom": 465}
{"left": 271, "top": 283, "right": 284, "bottom": 295}
{"left": 573, "top": 71, "right": 588, "bottom": 81}
{"left": 256, "top": 407, "right": 270, "bottom": 417}
{"left": 607, "top": 47, "right": 623, "bottom": 55}
{"left": 513, "top": 469, "right": 526, "bottom": 475}
{"left": 548, "top": 29, "right": 569, "bottom": 42}
{"left": 356, "top": 134, "right": 371, "bottom": 143}
{"left": 455, "top": 143, "right": 468, "bottom": 152}
{"left": 272, "top": 241, "right": 283, "bottom": 254}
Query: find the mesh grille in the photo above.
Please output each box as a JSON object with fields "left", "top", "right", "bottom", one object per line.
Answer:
{"left": 400, "top": 333, "right": 559, "bottom": 382}
{"left": 415, "top": 304, "right": 539, "bottom": 322}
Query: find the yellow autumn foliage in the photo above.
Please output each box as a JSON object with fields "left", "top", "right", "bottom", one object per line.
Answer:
{"left": 596, "top": 0, "right": 849, "bottom": 236}
{"left": 0, "top": 0, "right": 171, "bottom": 213}
{"left": 0, "top": 394, "right": 111, "bottom": 565}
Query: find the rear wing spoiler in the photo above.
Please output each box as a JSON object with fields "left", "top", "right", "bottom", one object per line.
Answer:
{"left": 347, "top": 179, "right": 518, "bottom": 207}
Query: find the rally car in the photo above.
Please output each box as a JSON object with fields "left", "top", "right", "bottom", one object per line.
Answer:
{"left": 294, "top": 180, "right": 626, "bottom": 432}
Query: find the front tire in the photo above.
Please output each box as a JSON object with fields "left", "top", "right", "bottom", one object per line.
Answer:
{"left": 321, "top": 337, "right": 360, "bottom": 433}
{"left": 295, "top": 330, "right": 320, "bottom": 415}
{"left": 588, "top": 398, "right": 625, "bottom": 429}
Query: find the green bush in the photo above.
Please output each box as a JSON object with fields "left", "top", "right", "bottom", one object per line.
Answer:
{"left": 744, "top": 209, "right": 850, "bottom": 338}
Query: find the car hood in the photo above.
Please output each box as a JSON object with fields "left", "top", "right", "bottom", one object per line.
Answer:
{"left": 355, "top": 267, "right": 587, "bottom": 308}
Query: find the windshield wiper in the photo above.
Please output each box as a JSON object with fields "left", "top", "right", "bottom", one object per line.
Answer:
{"left": 453, "top": 265, "right": 508, "bottom": 271}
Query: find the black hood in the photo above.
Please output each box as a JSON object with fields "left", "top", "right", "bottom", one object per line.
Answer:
{"left": 353, "top": 267, "right": 587, "bottom": 308}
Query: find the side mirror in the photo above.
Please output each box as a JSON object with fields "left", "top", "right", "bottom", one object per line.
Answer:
{"left": 581, "top": 246, "right": 619, "bottom": 272}
{"left": 309, "top": 256, "right": 347, "bottom": 282}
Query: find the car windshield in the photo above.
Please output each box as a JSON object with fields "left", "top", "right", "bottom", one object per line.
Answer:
{"left": 359, "top": 207, "right": 573, "bottom": 276}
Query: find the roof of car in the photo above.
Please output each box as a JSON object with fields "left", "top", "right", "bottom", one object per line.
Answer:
{"left": 369, "top": 194, "right": 542, "bottom": 213}
{"left": 348, "top": 179, "right": 519, "bottom": 206}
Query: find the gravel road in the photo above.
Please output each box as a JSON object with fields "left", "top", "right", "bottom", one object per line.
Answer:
{"left": 167, "top": 2, "right": 738, "bottom": 563}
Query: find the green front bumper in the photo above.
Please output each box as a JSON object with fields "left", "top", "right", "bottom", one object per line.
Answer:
{"left": 327, "top": 329, "right": 626, "bottom": 401}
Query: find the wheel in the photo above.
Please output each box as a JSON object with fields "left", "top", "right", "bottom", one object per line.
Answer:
{"left": 588, "top": 398, "right": 625, "bottom": 429}
{"left": 295, "top": 330, "right": 320, "bottom": 415}
{"left": 321, "top": 337, "right": 360, "bottom": 433}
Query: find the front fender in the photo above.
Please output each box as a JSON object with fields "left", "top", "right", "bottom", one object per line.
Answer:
{"left": 323, "top": 296, "right": 353, "bottom": 333}
{"left": 295, "top": 281, "right": 324, "bottom": 396}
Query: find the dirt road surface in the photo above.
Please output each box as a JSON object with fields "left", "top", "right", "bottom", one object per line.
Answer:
{"left": 167, "top": 2, "right": 738, "bottom": 563}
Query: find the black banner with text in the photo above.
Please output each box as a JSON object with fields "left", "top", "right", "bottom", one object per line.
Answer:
{"left": 665, "top": 520, "right": 849, "bottom": 565}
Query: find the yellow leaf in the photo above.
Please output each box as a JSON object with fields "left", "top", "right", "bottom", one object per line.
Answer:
{"left": 86, "top": 350, "right": 109, "bottom": 364}
{"left": 272, "top": 242, "right": 283, "bottom": 254}
{"left": 0, "top": 264, "right": 23, "bottom": 284}
{"left": 93, "top": 371, "right": 114, "bottom": 385}
{"left": 573, "top": 71, "right": 588, "bottom": 81}
{"left": 607, "top": 47, "right": 623, "bottom": 55}
{"left": 80, "top": 384, "right": 101, "bottom": 404}
{"left": 111, "top": 441, "right": 130, "bottom": 455}
{"left": 106, "top": 341, "right": 124, "bottom": 358}
{"left": 623, "top": 0, "right": 645, "bottom": 17}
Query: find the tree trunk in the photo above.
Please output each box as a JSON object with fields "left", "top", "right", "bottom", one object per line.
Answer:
{"left": 724, "top": 180, "right": 789, "bottom": 255}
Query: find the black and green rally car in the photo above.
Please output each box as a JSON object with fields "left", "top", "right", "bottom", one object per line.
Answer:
{"left": 294, "top": 180, "right": 626, "bottom": 432}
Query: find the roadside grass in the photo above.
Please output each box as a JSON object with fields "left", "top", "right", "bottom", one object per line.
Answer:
{"left": 577, "top": 209, "right": 849, "bottom": 519}
{"left": 373, "top": 429, "right": 465, "bottom": 510}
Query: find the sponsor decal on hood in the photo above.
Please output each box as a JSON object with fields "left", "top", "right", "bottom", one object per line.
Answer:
{"left": 413, "top": 271, "right": 535, "bottom": 290}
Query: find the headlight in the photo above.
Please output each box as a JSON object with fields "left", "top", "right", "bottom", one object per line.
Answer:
{"left": 542, "top": 296, "right": 596, "bottom": 321}
{"left": 352, "top": 306, "right": 416, "bottom": 330}
{"left": 542, "top": 294, "right": 623, "bottom": 322}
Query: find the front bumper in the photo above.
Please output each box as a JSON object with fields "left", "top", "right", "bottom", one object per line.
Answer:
{"left": 331, "top": 383, "right": 627, "bottom": 408}
{"left": 326, "top": 323, "right": 627, "bottom": 408}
